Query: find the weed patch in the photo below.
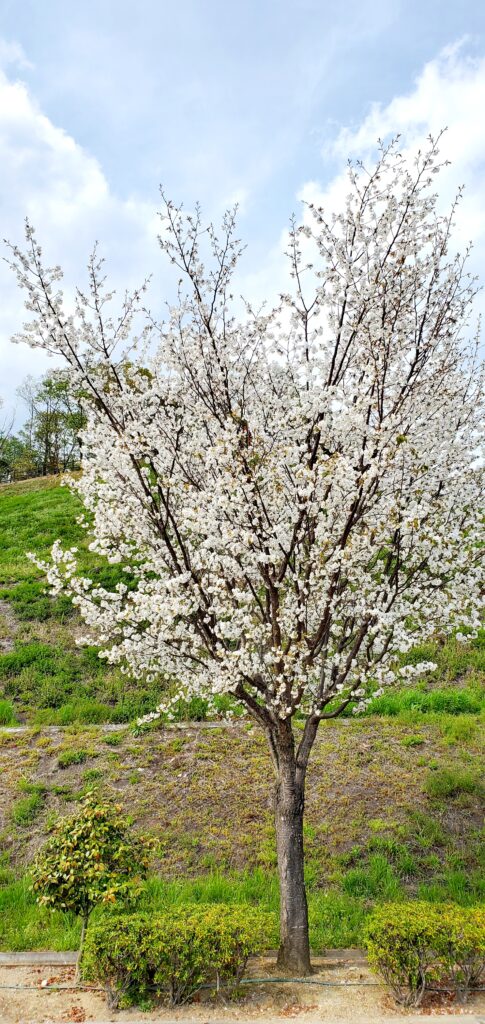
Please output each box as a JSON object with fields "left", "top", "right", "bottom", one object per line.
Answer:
{"left": 0, "top": 700, "right": 16, "bottom": 725}
{"left": 57, "top": 749, "right": 88, "bottom": 769}
{"left": 425, "top": 767, "right": 482, "bottom": 800}
{"left": 11, "top": 792, "right": 45, "bottom": 826}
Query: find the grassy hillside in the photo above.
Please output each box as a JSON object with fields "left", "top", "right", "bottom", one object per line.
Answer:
{"left": 0, "top": 716, "right": 483, "bottom": 950}
{"left": 0, "top": 476, "right": 167, "bottom": 723}
{"left": 0, "top": 476, "right": 483, "bottom": 726}
{"left": 0, "top": 476, "right": 483, "bottom": 953}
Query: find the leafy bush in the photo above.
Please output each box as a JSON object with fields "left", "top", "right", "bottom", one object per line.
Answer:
{"left": 31, "top": 793, "right": 152, "bottom": 977}
{"left": 365, "top": 902, "right": 485, "bottom": 1006}
{"left": 444, "top": 906, "right": 485, "bottom": 999}
{"left": 82, "top": 905, "right": 274, "bottom": 1008}
{"left": 32, "top": 793, "right": 152, "bottom": 921}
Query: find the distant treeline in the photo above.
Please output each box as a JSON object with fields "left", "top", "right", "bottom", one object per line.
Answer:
{"left": 0, "top": 371, "right": 85, "bottom": 481}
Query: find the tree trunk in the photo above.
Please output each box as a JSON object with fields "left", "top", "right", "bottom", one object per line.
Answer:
{"left": 274, "top": 751, "right": 311, "bottom": 975}
{"left": 75, "top": 911, "right": 89, "bottom": 984}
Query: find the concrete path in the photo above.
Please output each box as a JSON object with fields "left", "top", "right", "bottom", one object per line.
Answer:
{"left": 0, "top": 949, "right": 366, "bottom": 967}
{"left": 0, "top": 951, "right": 78, "bottom": 966}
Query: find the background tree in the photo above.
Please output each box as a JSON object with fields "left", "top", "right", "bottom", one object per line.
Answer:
{"left": 0, "top": 399, "right": 15, "bottom": 481}
{"left": 31, "top": 793, "right": 152, "bottom": 978}
{"left": 7, "top": 137, "right": 484, "bottom": 973}
{"left": 17, "top": 372, "right": 85, "bottom": 476}
{"left": 0, "top": 435, "right": 33, "bottom": 481}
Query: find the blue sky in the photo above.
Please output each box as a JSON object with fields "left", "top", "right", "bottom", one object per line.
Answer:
{"left": 1, "top": 0, "right": 485, "bottom": 417}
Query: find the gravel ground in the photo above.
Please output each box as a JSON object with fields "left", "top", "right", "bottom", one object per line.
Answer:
{"left": 0, "top": 958, "right": 483, "bottom": 1024}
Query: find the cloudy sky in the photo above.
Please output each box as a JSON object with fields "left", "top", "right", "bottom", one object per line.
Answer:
{"left": 1, "top": 0, "right": 485, "bottom": 420}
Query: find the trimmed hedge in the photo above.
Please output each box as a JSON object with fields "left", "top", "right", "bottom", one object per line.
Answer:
{"left": 365, "top": 902, "right": 485, "bottom": 1006}
{"left": 82, "top": 904, "right": 274, "bottom": 1008}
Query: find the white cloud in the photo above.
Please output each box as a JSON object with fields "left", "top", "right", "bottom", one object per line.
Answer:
{"left": 0, "top": 61, "right": 160, "bottom": 420}
{"left": 302, "top": 43, "right": 485, "bottom": 259}
{"left": 239, "top": 43, "right": 485, "bottom": 323}
{"left": 0, "top": 39, "right": 33, "bottom": 71}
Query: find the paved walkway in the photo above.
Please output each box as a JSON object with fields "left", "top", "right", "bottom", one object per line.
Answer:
{"left": 0, "top": 948, "right": 366, "bottom": 967}
{"left": 0, "top": 951, "right": 78, "bottom": 965}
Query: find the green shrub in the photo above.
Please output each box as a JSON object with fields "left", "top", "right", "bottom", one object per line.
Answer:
{"left": 31, "top": 793, "right": 152, "bottom": 978}
{"left": 443, "top": 906, "right": 485, "bottom": 998}
{"left": 82, "top": 905, "right": 274, "bottom": 1008}
{"left": 365, "top": 902, "right": 485, "bottom": 1006}
{"left": 32, "top": 794, "right": 152, "bottom": 923}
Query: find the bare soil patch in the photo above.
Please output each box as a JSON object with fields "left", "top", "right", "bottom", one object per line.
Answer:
{"left": 0, "top": 958, "right": 484, "bottom": 1023}
{"left": 0, "top": 599, "right": 18, "bottom": 653}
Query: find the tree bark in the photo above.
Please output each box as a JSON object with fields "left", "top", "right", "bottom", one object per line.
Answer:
{"left": 75, "top": 910, "right": 89, "bottom": 984}
{"left": 274, "top": 736, "right": 311, "bottom": 975}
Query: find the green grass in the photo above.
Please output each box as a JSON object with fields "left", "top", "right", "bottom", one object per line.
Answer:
{"left": 0, "top": 477, "right": 164, "bottom": 724}
{"left": 407, "top": 809, "right": 446, "bottom": 848}
{"left": 57, "top": 748, "right": 88, "bottom": 769}
{"left": 401, "top": 733, "right": 426, "bottom": 747}
{"left": 10, "top": 792, "right": 45, "bottom": 826}
{"left": 0, "top": 876, "right": 80, "bottom": 951}
{"left": 1, "top": 850, "right": 483, "bottom": 954}
{"left": 10, "top": 779, "right": 47, "bottom": 825}
{"left": 425, "top": 767, "right": 483, "bottom": 800}
{"left": 0, "top": 478, "right": 81, "bottom": 583}
{"left": 342, "top": 853, "right": 403, "bottom": 900}
{"left": 0, "top": 638, "right": 164, "bottom": 724}
{"left": 361, "top": 685, "right": 484, "bottom": 717}
{"left": 0, "top": 699, "right": 16, "bottom": 725}
{"left": 439, "top": 716, "right": 479, "bottom": 744}
{"left": 103, "top": 730, "right": 126, "bottom": 746}
{"left": 0, "top": 870, "right": 369, "bottom": 952}
{"left": 0, "top": 477, "right": 483, "bottom": 726}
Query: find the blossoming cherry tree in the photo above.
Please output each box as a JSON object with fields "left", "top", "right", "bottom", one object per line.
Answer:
{"left": 7, "top": 137, "right": 483, "bottom": 973}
